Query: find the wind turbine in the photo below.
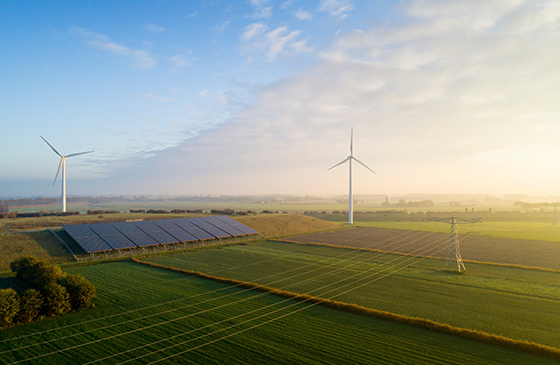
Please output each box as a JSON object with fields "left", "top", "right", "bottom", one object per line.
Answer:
{"left": 328, "top": 127, "right": 375, "bottom": 224}
{"left": 40, "top": 136, "right": 94, "bottom": 212}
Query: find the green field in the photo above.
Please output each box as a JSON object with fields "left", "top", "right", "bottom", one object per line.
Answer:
{"left": 353, "top": 221, "right": 560, "bottom": 243}
{"left": 143, "top": 240, "right": 560, "bottom": 349}
{"left": 0, "top": 261, "right": 556, "bottom": 365}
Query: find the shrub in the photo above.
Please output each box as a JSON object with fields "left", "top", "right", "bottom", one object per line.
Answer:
{"left": 60, "top": 274, "right": 96, "bottom": 310}
{"left": 17, "top": 289, "right": 43, "bottom": 323}
{"left": 10, "top": 256, "right": 40, "bottom": 282}
{"left": 41, "top": 282, "right": 71, "bottom": 316}
{"left": 28, "top": 261, "right": 66, "bottom": 288}
{"left": 0, "top": 288, "right": 20, "bottom": 326}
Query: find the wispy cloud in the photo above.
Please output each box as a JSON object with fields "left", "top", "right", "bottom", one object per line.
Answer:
{"left": 145, "top": 23, "right": 165, "bottom": 33}
{"left": 70, "top": 26, "right": 157, "bottom": 69}
{"left": 242, "top": 22, "right": 268, "bottom": 41}
{"left": 122, "top": 0, "right": 560, "bottom": 196}
{"left": 318, "top": 0, "right": 354, "bottom": 18}
{"left": 169, "top": 54, "right": 192, "bottom": 68}
{"left": 241, "top": 24, "right": 310, "bottom": 61}
{"left": 142, "top": 93, "right": 172, "bottom": 102}
{"left": 248, "top": 0, "right": 272, "bottom": 18}
{"left": 211, "top": 20, "right": 230, "bottom": 34}
{"left": 294, "top": 9, "right": 313, "bottom": 21}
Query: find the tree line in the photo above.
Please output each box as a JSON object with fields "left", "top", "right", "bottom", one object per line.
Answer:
{"left": 0, "top": 257, "right": 96, "bottom": 328}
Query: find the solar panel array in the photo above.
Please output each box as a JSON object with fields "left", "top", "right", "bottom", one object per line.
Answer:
{"left": 62, "top": 216, "right": 258, "bottom": 254}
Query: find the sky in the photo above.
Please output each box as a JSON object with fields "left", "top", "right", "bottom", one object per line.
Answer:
{"left": 1, "top": 0, "right": 560, "bottom": 198}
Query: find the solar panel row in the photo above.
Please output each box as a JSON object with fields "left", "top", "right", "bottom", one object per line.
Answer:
{"left": 62, "top": 216, "right": 258, "bottom": 254}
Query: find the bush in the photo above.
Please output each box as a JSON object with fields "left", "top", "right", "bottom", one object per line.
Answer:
{"left": 17, "top": 289, "right": 43, "bottom": 323}
{"left": 31, "top": 261, "right": 66, "bottom": 287}
{"left": 0, "top": 288, "right": 20, "bottom": 326}
{"left": 60, "top": 274, "right": 96, "bottom": 310}
{"left": 10, "top": 256, "right": 40, "bottom": 282}
{"left": 42, "top": 282, "right": 71, "bottom": 316}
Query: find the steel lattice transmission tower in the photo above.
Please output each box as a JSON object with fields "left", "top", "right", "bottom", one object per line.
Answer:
{"left": 429, "top": 216, "right": 482, "bottom": 273}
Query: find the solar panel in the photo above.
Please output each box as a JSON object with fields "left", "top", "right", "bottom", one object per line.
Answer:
{"left": 153, "top": 219, "right": 198, "bottom": 242}
{"left": 202, "top": 216, "right": 246, "bottom": 236}
{"left": 133, "top": 220, "right": 178, "bottom": 244}
{"left": 62, "top": 224, "right": 113, "bottom": 253}
{"left": 188, "top": 217, "right": 231, "bottom": 239}
{"left": 87, "top": 223, "right": 136, "bottom": 250}
{"left": 112, "top": 221, "right": 159, "bottom": 247}
{"left": 168, "top": 218, "right": 215, "bottom": 240}
{"left": 214, "top": 216, "right": 258, "bottom": 235}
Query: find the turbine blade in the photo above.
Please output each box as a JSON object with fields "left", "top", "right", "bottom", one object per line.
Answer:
{"left": 66, "top": 150, "right": 94, "bottom": 158}
{"left": 352, "top": 157, "right": 376, "bottom": 174}
{"left": 327, "top": 157, "right": 350, "bottom": 171}
{"left": 53, "top": 158, "right": 63, "bottom": 186}
{"left": 350, "top": 127, "right": 353, "bottom": 156}
{"left": 40, "top": 135, "right": 63, "bottom": 157}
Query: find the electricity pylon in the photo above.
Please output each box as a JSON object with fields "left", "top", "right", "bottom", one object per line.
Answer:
{"left": 428, "top": 216, "right": 482, "bottom": 273}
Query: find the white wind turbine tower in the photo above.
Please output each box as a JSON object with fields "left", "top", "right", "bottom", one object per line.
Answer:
{"left": 41, "top": 136, "right": 94, "bottom": 212}
{"left": 328, "top": 128, "right": 375, "bottom": 224}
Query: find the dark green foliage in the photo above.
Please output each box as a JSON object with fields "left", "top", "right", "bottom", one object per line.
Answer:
{"left": 16, "top": 289, "right": 43, "bottom": 323}
{"left": 0, "top": 288, "right": 20, "bottom": 326}
{"left": 30, "top": 261, "right": 65, "bottom": 287}
{"left": 60, "top": 274, "right": 96, "bottom": 309}
{"left": 10, "top": 256, "right": 40, "bottom": 282}
{"left": 41, "top": 282, "right": 71, "bottom": 316}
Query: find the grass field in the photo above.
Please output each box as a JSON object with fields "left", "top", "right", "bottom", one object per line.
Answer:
{"left": 142, "top": 240, "right": 560, "bottom": 350}
{"left": 0, "top": 261, "right": 556, "bottom": 365}
{"left": 0, "top": 214, "right": 341, "bottom": 273}
{"left": 354, "top": 221, "right": 560, "bottom": 243}
{"left": 288, "top": 226, "right": 560, "bottom": 270}
{"left": 0, "top": 231, "right": 75, "bottom": 272}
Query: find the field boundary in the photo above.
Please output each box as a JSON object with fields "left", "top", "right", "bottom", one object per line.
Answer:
{"left": 131, "top": 258, "right": 560, "bottom": 360}
{"left": 275, "top": 239, "right": 560, "bottom": 273}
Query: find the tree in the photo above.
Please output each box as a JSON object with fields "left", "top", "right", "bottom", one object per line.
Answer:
{"left": 60, "top": 274, "right": 96, "bottom": 310}
{"left": 17, "top": 289, "right": 43, "bottom": 323}
{"left": 10, "top": 256, "right": 40, "bottom": 282}
{"left": 0, "top": 199, "right": 8, "bottom": 213}
{"left": 31, "top": 261, "right": 65, "bottom": 287}
{"left": 41, "top": 283, "right": 70, "bottom": 316}
{"left": 382, "top": 196, "right": 391, "bottom": 206}
{"left": 0, "top": 288, "right": 20, "bottom": 326}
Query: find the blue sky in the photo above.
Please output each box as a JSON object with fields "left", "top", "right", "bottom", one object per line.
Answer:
{"left": 1, "top": 0, "right": 560, "bottom": 198}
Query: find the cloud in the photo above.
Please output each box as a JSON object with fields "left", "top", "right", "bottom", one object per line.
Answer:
{"left": 198, "top": 90, "right": 209, "bottom": 97}
{"left": 145, "top": 23, "right": 165, "bottom": 33}
{"left": 318, "top": 0, "right": 354, "bottom": 18}
{"left": 142, "top": 93, "right": 173, "bottom": 102}
{"left": 294, "top": 9, "right": 313, "bottom": 20}
{"left": 241, "top": 24, "right": 310, "bottom": 61}
{"left": 71, "top": 26, "right": 157, "bottom": 69}
{"left": 212, "top": 20, "right": 230, "bottom": 34}
{"left": 242, "top": 22, "right": 268, "bottom": 41}
{"left": 96, "top": 0, "right": 560, "bottom": 196}
{"left": 248, "top": 0, "right": 272, "bottom": 18}
{"left": 169, "top": 54, "right": 192, "bottom": 68}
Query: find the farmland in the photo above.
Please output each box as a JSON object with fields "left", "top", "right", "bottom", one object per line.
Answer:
{"left": 0, "top": 214, "right": 341, "bottom": 272}
{"left": 143, "top": 240, "right": 560, "bottom": 349}
{"left": 1, "top": 212, "right": 559, "bottom": 363}
{"left": 0, "top": 261, "right": 556, "bottom": 365}
{"left": 287, "top": 226, "right": 560, "bottom": 270}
